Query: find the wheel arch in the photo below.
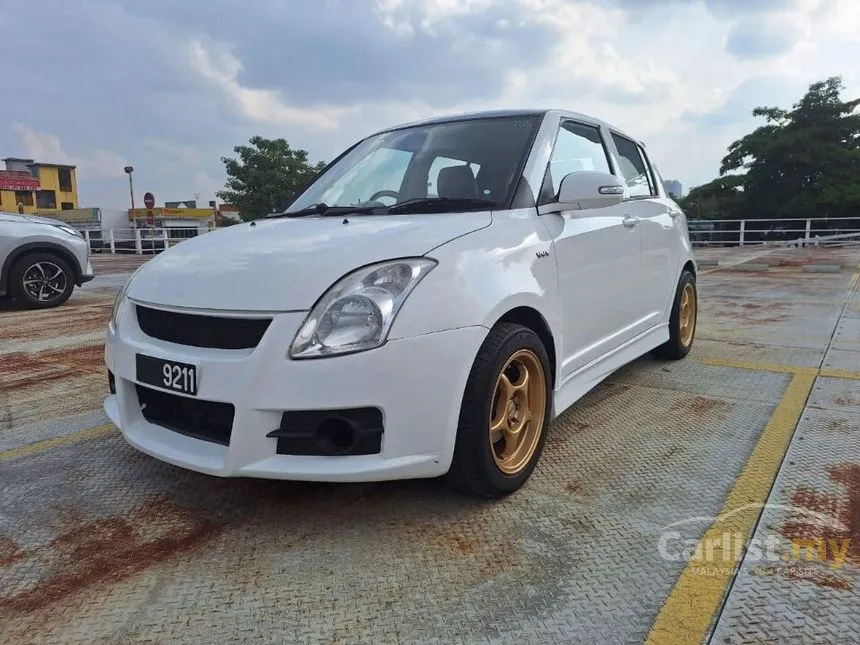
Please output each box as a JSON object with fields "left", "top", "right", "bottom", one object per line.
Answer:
{"left": 490, "top": 305, "right": 557, "bottom": 388}
{"left": 683, "top": 259, "right": 696, "bottom": 279}
{"left": 1, "top": 242, "right": 83, "bottom": 294}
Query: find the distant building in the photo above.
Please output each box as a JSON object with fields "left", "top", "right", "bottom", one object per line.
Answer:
{"left": 0, "top": 157, "right": 79, "bottom": 214}
{"left": 663, "top": 179, "right": 683, "bottom": 198}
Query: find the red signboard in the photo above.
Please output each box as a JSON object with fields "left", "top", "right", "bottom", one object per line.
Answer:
{"left": 146, "top": 209, "right": 154, "bottom": 225}
{"left": 0, "top": 171, "right": 40, "bottom": 192}
{"left": 144, "top": 192, "right": 155, "bottom": 209}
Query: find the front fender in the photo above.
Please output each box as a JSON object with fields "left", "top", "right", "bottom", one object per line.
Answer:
{"left": 389, "top": 208, "right": 561, "bottom": 351}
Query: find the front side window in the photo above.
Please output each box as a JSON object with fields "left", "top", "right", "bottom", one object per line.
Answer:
{"left": 286, "top": 115, "right": 541, "bottom": 214}
{"left": 542, "top": 121, "right": 612, "bottom": 202}
{"left": 611, "top": 134, "right": 657, "bottom": 197}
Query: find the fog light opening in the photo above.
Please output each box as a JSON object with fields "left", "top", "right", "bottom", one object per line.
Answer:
{"left": 314, "top": 416, "right": 358, "bottom": 455}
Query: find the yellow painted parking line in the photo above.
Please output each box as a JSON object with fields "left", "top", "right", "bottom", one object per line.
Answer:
{"left": 645, "top": 371, "right": 816, "bottom": 645}
{"left": 697, "top": 356, "right": 819, "bottom": 376}
{"left": 850, "top": 272, "right": 859, "bottom": 289}
{"left": 0, "top": 423, "right": 115, "bottom": 462}
{"left": 699, "top": 357, "right": 860, "bottom": 381}
{"left": 819, "top": 368, "right": 860, "bottom": 381}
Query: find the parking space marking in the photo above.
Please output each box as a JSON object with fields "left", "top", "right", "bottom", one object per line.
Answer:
{"left": 699, "top": 356, "right": 860, "bottom": 381}
{"left": 0, "top": 423, "right": 114, "bottom": 462}
{"left": 698, "top": 356, "right": 818, "bottom": 376}
{"left": 645, "top": 371, "right": 816, "bottom": 645}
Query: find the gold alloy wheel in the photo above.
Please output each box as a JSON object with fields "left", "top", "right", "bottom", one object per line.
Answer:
{"left": 488, "top": 349, "right": 547, "bottom": 475}
{"left": 679, "top": 282, "right": 697, "bottom": 347}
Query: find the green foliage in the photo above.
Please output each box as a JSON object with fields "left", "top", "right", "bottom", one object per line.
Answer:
{"left": 685, "top": 76, "right": 860, "bottom": 221}
{"left": 217, "top": 136, "right": 326, "bottom": 221}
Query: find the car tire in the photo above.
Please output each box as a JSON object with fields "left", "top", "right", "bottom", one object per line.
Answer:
{"left": 652, "top": 269, "right": 697, "bottom": 360}
{"left": 444, "top": 322, "right": 552, "bottom": 499}
{"left": 9, "top": 252, "right": 75, "bottom": 309}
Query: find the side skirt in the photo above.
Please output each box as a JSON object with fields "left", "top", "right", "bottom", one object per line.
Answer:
{"left": 551, "top": 324, "right": 669, "bottom": 419}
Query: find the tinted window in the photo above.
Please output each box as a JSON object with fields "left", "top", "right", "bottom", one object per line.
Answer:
{"left": 287, "top": 115, "right": 541, "bottom": 214}
{"left": 427, "top": 156, "right": 481, "bottom": 198}
{"left": 550, "top": 122, "right": 611, "bottom": 188}
{"left": 322, "top": 147, "right": 413, "bottom": 206}
{"left": 611, "top": 134, "right": 656, "bottom": 197}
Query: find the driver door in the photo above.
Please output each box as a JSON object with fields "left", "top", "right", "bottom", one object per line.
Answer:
{"left": 541, "top": 119, "right": 643, "bottom": 380}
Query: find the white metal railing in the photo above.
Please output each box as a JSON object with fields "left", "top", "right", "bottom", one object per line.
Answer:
{"left": 687, "top": 217, "right": 860, "bottom": 248}
{"left": 79, "top": 218, "right": 860, "bottom": 254}
{"left": 82, "top": 227, "right": 211, "bottom": 254}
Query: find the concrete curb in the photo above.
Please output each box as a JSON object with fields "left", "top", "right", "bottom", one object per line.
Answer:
{"left": 801, "top": 264, "right": 842, "bottom": 273}
{"left": 731, "top": 263, "right": 770, "bottom": 271}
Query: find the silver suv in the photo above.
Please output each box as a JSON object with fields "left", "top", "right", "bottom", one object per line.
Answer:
{"left": 0, "top": 210, "right": 95, "bottom": 309}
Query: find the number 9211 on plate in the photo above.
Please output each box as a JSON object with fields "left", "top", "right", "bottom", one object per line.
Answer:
{"left": 136, "top": 353, "right": 198, "bottom": 396}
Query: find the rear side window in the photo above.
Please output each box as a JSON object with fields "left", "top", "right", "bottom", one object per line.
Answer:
{"left": 611, "top": 134, "right": 657, "bottom": 197}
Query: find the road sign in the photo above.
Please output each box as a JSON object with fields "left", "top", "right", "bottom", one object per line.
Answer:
{"left": 146, "top": 209, "right": 154, "bottom": 226}
{"left": 144, "top": 192, "right": 155, "bottom": 209}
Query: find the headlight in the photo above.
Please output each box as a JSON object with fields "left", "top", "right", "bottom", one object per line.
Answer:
{"left": 289, "top": 258, "right": 437, "bottom": 359}
{"left": 54, "top": 224, "right": 82, "bottom": 237}
{"left": 110, "top": 267, "right": 142, "bottom": 329}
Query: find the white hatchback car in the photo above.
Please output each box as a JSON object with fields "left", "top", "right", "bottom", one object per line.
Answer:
{"left": 104, "top": 109, "right": 697, "bottom": 497}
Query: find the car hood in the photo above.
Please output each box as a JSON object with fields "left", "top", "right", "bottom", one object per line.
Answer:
{"left": 0, "top": 211, "right": 64, "bottom": 226}
{"left": 126, "top": 212, "right": 491, "bottom": 312}
{"left": 22, "top": 213, "right": 67, "bottom": 226}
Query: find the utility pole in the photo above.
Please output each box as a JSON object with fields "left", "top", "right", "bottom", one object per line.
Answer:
{"left": 124, "top": 166, "right": 136, "bottom": 228}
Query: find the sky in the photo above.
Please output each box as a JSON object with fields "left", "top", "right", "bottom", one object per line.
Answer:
{"left": 0, "top": 0, "right": 857, "bottom": 209}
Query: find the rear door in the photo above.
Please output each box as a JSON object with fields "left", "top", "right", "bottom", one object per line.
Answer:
{"left": 608, "top": 133, "right": 675, "bottom": 327}
{"left": 541, "top": 119, "right": 643, "bottom": 380}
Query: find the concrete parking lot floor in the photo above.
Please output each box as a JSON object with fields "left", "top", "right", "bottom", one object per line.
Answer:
{"left": 1, "top": 248, "right": 858, "bottom": 644}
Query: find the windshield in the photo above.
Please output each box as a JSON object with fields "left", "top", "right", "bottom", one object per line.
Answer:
{"left": 285, "top": 114, "right": 541, "bottom": 214}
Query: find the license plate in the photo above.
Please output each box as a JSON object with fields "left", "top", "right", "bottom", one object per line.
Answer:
{"left": 136, "top": 354, "right": 198, "bottom": 396}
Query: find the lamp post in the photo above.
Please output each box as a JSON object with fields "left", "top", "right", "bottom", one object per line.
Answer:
{"left": 124, "top": 165, "right": 136, "bottom": 227}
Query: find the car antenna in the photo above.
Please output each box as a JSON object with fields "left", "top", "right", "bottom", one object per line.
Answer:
{"left": 343, "top": 217, "right": 349, "bottom": 224}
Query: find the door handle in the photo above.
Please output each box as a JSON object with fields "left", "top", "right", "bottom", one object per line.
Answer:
{"left": 623, "top": 215, "right": 640, "bottom": 229}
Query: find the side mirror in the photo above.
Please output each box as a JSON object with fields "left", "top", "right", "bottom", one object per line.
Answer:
{"left": 538, "top": 171, "right": 624, "bottom": 214}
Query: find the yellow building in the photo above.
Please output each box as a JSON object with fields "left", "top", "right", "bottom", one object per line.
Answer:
{"left": 0, "top": 157, "right": 79, "bottom": 215}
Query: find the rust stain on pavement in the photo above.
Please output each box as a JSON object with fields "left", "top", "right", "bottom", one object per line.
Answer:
{"left": 0, "top": 537, "right": 23, "bottom": 567}
{"left": 0, "top": 498, "right": 223, "bottom": 614}
{"left": 0, "top": 302, "right": 112, "bottom": 342}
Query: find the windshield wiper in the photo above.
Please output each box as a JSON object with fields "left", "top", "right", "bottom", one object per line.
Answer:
{"left": 386, "top": 197, "right": 496, "bottom": 214}
{"left": 269, "top": 203, "right": 384, "bottom": 219}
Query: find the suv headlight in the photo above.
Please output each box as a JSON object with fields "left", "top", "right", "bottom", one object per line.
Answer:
{"left": 289, "top": 258, "right": 437, "bottom": 359}
{"left": 54, "top": 224, "right": 82, "bottom": 237}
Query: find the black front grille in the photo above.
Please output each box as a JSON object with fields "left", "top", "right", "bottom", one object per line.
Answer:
{"left": 136, "top": 384, "right": 235, "bottom": 446}
{"left": 136, "top": 305, "right": 271, "bottom": 350}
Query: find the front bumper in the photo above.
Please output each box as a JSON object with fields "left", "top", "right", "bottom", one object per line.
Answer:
{"left": 76, "top": 254, "right": 95, "bottom": 285}
{"left": 104, "top": 303, "right": 486, "bottom": 482}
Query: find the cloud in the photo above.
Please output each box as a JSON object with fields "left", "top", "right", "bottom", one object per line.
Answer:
{"left": 0, "top": 0, "right": 856, "bottom": 206}
{"left": 10, "top": 123, "right": 127, "bottom": 179}
{"left": 726, "top": 19, "right": 799, "bottom": 59}
{"left": 185, "top": 41, "right": 346, "bottom": 131}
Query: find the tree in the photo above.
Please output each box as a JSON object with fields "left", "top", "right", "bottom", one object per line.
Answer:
{"left": 217, "top": 136, "right": 326, "bottom": 221}
{"left": 688, "top": 76, "right": 860, "bottom": 222}
{"left": 679, "top": 175, "right": 745, "bottom": 220}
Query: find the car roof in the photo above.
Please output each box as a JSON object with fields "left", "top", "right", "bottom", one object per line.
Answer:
{"left": 373, "top": 108, "right": 644, "bottom": 147}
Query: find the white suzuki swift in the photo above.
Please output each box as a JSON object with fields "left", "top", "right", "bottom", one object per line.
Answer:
{"left": 104, "top": 109, "right": 697, "bottom": 498}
